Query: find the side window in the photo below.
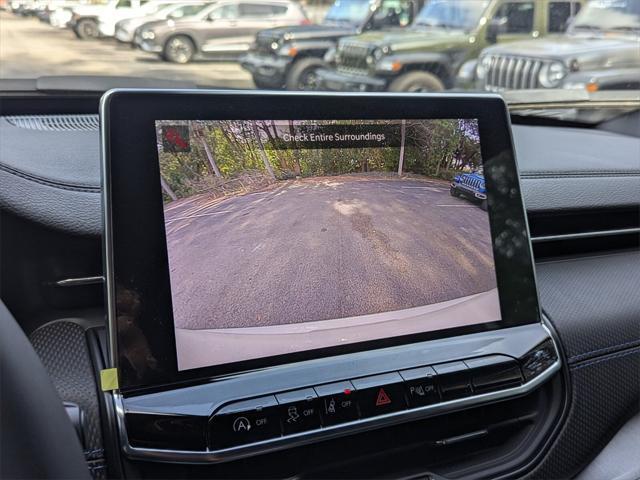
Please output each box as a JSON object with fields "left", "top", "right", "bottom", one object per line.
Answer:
{"left": 374, "top": 0, "right": 413, "bottom": 27}
{"left": 208, "top": 4, "right": 240, "bottom": 20}
{"left": 239, "top": 3, "right": 286, "bottom": 17}
{"left": 116, "top": 0, "right": 132, "bottom": 8}
{"left": 494, "top": 2, "right": 535, "bottom": 33}
{"left": 548, "top": 2, "right": 581, "bottom": 32}
{"left": 171, "top": 5, "right": 202, "bottom": 18}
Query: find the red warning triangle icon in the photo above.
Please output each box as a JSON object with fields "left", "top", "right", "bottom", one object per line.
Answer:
{"left": 375, "top": 388, "right": 392, "bottom": 406}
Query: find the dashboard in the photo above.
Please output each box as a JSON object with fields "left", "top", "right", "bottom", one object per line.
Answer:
{"left": 0, "top": 91, "right": 638, "bottom": 480}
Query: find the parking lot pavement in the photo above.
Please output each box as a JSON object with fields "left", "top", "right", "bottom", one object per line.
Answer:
{"left": 0, "top": 12, "right": 254, "bottom": 88}
{"left": 164, "top": 175, "right": 497, "bottom": 330}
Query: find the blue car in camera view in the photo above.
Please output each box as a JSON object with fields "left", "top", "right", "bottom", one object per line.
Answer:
{"left": 450, "top": 169, "right": 487, "bottom": 210}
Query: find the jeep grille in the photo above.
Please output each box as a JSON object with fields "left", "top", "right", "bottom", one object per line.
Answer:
{"left": 481, "top": 55, "right": 550, "bottom": 91}
{"left": 336, "top": 41, "right": 372, "bottom": 76}
{"left": 461, "top": 175, "right": 483, "bottom": 190}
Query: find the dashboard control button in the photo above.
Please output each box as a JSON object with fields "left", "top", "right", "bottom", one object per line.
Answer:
{"left": 276, "top": 388, "right": 321, "bottom": 434}
{"left": 210, "top": 395, "right": 280, "bottom": 449}
{"left": 432, "top": 361, "right": 472, "bottom": 400}
{"left": 521, "top": 340, "right": 558, "bottom": 381}
{"left": 314, "top": 381, "right": 358, "bottom": 426}
{"left": 351, "top": 372, "right": 407, "bottom": 417}
{"left": 464, "top": 355, "right": 523, "bottom": 393}
{"left": 399, "top": 366, "right": 440, "bottom": 407}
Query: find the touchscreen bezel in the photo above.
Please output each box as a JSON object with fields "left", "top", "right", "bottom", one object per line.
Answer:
{"left": 101, "top": 90, "right": 540, "bottom": 393}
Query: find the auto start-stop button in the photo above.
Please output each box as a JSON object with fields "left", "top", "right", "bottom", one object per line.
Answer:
{"left": 210, "top": 395, "right": 281, "bottom": 449}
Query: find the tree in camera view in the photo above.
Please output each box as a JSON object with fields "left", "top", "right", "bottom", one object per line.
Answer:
{"left": 156, "top": 119, "right": 481, "bottom": 202}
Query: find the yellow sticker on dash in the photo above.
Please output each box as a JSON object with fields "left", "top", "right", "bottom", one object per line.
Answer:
{"left": 100, "top": 368, "right": 119, "bottom": 391}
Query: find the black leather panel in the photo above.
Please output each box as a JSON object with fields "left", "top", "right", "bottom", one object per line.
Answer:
{"left": 536, "top": 251, "right": 640, "bottom": 364}
{"left": 514, "top": 125, "right": 640, "bottom": 213}
{"left": 527, "top": 348, "right": 640, "bottom": 480}
{"left": 0, "top": 116, "right": 101, "bottom": 235}
{"left": 0, "top": 117, "right": 99, "bottom": 187}
{"left": 528, "top": 251, "right": 640, "bottom": 479}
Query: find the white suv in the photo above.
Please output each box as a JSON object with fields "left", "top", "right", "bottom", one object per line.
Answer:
{"left": 115, "top": 1, "right": 210, "bottom": 43}
{"left": 70, "top": 0, "right": 149, "bottom": 39}
{"left": 98, "top": 0, "right": 189, "bottom": 37}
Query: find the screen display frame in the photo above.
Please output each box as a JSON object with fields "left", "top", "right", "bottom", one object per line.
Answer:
{"left": 101, "top": 90, "right": 540, "bottom": 393}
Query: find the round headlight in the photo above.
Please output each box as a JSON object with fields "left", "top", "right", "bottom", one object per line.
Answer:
{"left": 373, "top": 47, "right": 384, "bottom": 61}
{"left": 476, "top": 55, "right": 492, "bottom": 80}
{"left": 539, "top": 61, "right": 567, "bottom": 88}
{"left": 141, "top": 30, "right": 155, "bottom": 40}
{"left": 366, "top": 55, "right": 374, "bottom": 65}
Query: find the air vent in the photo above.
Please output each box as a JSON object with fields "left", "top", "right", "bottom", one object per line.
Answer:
{"left": 4, "top": 114, "right": 99, "bottom": 131}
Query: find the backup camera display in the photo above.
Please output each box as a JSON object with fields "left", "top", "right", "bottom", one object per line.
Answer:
{"left": 155, "top": 119, "right": 500, "bottom": 372}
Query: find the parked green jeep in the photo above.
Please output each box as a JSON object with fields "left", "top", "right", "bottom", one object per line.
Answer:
{"left": 317, "top": 0, "right": 584, "bottom": 92}
{"left": 241, "top": 0, "right": 425, "bottom": 90}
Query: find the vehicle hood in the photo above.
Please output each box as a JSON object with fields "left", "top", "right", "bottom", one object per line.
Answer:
{"left": 339, "top": 28, "right": 467, "bottom": 50}
{"left": 482, "top": 35, "right": 640, "bottom": 59}
{"left": 258, "top": 23, "right": 358, "bottom": 42}
{"left": 119, "top": 12, "right": 162, "bottom": 30}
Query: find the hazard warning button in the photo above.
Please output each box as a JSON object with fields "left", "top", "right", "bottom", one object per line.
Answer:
{"left": 351, "top": 373, "right": 407, "bottom": 418}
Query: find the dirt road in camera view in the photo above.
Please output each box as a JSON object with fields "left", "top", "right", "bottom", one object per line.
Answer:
{"left": 164, "top": 175, "right": 496, "bottom": 330}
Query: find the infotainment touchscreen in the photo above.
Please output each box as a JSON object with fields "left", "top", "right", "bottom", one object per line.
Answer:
{"left": 154, "top": 119, "right": 499, "bottom": 372}
{"left": 102, "top": 91, "right": 540, "bottom": 391}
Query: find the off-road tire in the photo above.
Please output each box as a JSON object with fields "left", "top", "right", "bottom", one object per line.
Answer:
{"left": 388, "top": 71, "right": 445, "bottom": 93}
{"left": 285, "top": 57, "right": 326, "bottom": 91}
{"left": 163, "top": 35, "right": 195, "bottom": 64}
{"left": 450, "top": 186, "right": 458, "bottom": 197}
{"left": 74, "top": 18, "right": 99, "bottom": 40}
{"left": 480, "top": 199, "right": 488, "bottom": 211}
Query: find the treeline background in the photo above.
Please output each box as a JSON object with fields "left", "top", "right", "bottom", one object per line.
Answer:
{"left": 157, "top": 119, "right": 481, "bottom": 202}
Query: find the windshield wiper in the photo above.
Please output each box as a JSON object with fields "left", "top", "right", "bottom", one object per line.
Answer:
{"left": 414, "top": 21, "right": 457, "bottom": 29}
{"left": 325, "top": 18, "right": 356, "bottom": 25}
{"left": 571, "top": 24, "right": 602, "bottom": 31}
{"left": 609, "top": 25, "right": 640, "bottom": 32}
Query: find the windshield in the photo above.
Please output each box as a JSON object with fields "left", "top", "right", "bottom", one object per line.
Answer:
{"left": 570, "top": 0, "right": 640, "bottom": 32}
{"left": 0, "top": 0, "right": 639, "bottom": 124}
{"left": 165, "top": 3, "right": 211, "bottom": 18}
{"left": 414, "top": 0, "right": 489, "bottom": 30}
{"left": 324, "top": 0, "right": 374, "bottom": 24}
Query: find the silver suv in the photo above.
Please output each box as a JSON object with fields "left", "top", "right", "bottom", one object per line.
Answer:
{"left": 134, "top": 0, "right": 309, "bottom": 63}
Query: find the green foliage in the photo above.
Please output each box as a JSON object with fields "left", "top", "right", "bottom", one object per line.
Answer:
{"left": 157, "top": 119, "right": 482, "bottom": 201}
